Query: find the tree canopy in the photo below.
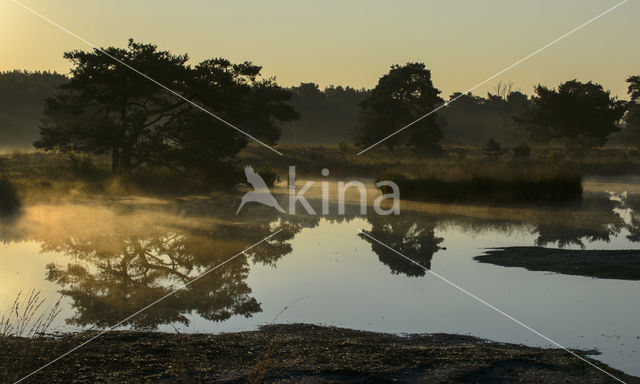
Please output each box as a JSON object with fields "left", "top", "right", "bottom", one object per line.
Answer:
{"left": 34, "top": 40, "right": 298, "bottom": 176}
{"left": 519, "top": 80, "right": 625, "bottom": 150}
{"left": 2, "top": 56, "right": 638, "bottom": 156}
{"left": 622, "top": 75, "right": 640, "bottom": 147}
{"left": 356, "top": 63, "right": 444, "bottom": 153}
{"left": 627, "top": 75, "right": 640, "bottom": 102}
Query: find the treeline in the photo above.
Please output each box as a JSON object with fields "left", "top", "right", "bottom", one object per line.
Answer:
{"left": 278, "top": 78, "right": 533, "bottom": 147}
{"left": 0, "top": 70, "right": 67, "bottom": 150}
{"left": 0, "top": 40, "right": 639, "bottom": 180}
{"left": 441, "top": 88, "right": 531, "bottom": 146}
{"left": 278, "top": 83, "right": 369, "bottom": 145}
{"left": 0, "top": 71, "right": 372, "bottom": 149}
{"left": 2, "top": 70, "right": 636, "bottom": 152}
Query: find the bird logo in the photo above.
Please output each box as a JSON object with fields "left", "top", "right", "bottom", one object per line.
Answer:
{"left": 236, "top": 166, "right": 285, "bottom": 214}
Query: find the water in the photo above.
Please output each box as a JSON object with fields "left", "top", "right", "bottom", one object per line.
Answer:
{"left": 1, "top": 180, "right": 639, "bottom": 376}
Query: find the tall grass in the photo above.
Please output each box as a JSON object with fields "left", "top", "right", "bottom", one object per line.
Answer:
{"left": 0, "top": 290, "right": 62, "bottom": 337}
{"left": 241, "top": 145, "right": 587, "bottom": 203}
{"left": 242, "top": 144, "right": 640, "bottom": 179}
{"left": 0, "top": 290, "right": 63, "bottom": 383}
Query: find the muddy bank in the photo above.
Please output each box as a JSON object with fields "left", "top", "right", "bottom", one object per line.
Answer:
{"left": 2, "top": 324, "right": 637, "bottom": 383}
{"left": 475, "top": 247, "right": 640, "bottom": 280}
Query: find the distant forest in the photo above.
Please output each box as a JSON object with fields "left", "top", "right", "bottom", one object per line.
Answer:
{"left": 0, "top": 71, "right": 67, "bottom": 150}
{"left": 0, "top": 69, "right": 633, "bottom": 150}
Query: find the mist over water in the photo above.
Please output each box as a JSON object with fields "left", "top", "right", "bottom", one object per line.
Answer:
{"left": 1, "top": 179, "right": 640, "bottom": 376}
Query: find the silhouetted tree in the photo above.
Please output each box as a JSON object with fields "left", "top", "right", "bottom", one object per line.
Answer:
{"left": 627, "top": 75, "right": 640, "bottom": 102}
{"left": 519, "top": 80, "right": 625, "bottom": 151}
{"left": 622, "top": 75, "right": 640, "bottom": 147}
{"left": 483, "top": 137, "right": 506, "bottom": 158}
{"left": 624, "top": 105, "right": 640, "bottom": 148}
{"left": 34, "top": 40, "right": 298, "bottom": 176}
{"left": 493, "top": 81, "right": 514, "bottom": 100}
{"left": 356, "top": 63, "right": 443, "bottom": 154}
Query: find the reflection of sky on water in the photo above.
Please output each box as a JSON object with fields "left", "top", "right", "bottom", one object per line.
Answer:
{"left": 1, "top": 186, "right": 640, "bottom": 376}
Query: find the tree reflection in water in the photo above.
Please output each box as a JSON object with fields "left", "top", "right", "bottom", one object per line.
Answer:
{"left": 623, "top": 195, "right": 640, "bottom": 243}
{"left": 360, "top": 215, "right": 443, "bottom": 277}
{"left": 3, "top": 189, "right": 640, "bottom": 329}
{"left": 534, "top": 195, "right": 625, "bottom": 248}
{"left": 42, "top": 215, "right": 300, "bottom": 329}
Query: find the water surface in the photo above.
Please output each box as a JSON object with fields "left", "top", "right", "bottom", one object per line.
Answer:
{"left": 1, "top": 180, "right": 639, "bottom": 376}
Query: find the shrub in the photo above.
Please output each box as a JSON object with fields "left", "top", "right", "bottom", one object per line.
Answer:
{"left": 0, "top": 177, "right": 20, "bottom": 215}
{"left": 512, "top": 142, "right": 532, "bottom": 159}
{"left": 483, "top": 138, "right": 506, "bottom": 158}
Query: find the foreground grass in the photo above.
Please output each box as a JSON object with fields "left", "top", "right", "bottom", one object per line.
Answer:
{"left": 475, "top": 247, "right": 640, "bottom": 280}
{"left": 2, "top": 324, "right": 637, "bottom": 383}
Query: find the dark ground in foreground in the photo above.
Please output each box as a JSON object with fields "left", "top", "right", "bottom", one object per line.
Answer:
{"left": 1, "top": 324, "right": 637, "bottom": 384}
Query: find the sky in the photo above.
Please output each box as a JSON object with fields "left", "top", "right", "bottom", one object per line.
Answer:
{"left": 1, "top": 0, "right": 638, "bottom": 99}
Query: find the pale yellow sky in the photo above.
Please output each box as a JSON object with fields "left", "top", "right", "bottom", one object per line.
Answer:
{"left": 1, "top": 0, "right": 638, "bottom": 98}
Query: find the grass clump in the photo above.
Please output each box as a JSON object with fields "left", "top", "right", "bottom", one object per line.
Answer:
{"left": 383, "top": 175, "right": 583, "bottom": 204}
{"left": 374, "top": 155, "right": 583, "bottom": 204}
{"left": 1, "top": 290, "right": 62, "bottom": 338}
{"left": 0, "top": 176, "right": 21, "bottom": 215}
{"left": 0, "top": 290, "right": 63, "bottom": 383}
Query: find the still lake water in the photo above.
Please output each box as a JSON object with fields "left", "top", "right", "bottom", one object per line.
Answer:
{"left": 1, "top": 178, "right": 639, "bottom": 376}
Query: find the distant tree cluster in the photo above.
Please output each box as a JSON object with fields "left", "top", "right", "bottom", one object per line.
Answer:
{"left": 279, "top": 83, "right": 369, "bottom": 145}
{"left": 355, "top": 65, "right": 629, "bottom": 154}
{"left": 0, "top": 70, "right": 68, "bottom": 149}
{"left": 440, "top": 87, "right": 531, "bottom": 146}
